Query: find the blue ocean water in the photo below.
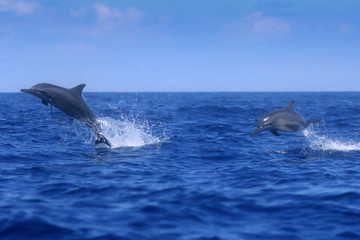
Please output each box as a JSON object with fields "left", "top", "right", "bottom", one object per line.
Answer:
{"left": 1, "top": 92, "right": 360, "bottom": 240}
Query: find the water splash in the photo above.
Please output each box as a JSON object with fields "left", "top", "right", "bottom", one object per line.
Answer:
{"left": 73, "top": 117, "right": 167, "bottom": 149}
{"left": 98, "top": 117, "right": 165, "bottom": 148}
{"left": 303, "top": 129, "right": 360, "bottom": 152}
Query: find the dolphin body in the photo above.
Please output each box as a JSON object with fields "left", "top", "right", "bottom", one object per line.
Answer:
{"left": 251, "top": 100, "right": 322, "bottom": 136}
{"left": 21, "top": 83, "right": 111, "bottom": 147}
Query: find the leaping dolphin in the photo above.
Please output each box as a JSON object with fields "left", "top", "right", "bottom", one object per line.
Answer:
{"left": 21, "top": 83, "right": 111, "bottom": 147}
{"left": 251, "top": 100, "right": 322, "bottom": 136}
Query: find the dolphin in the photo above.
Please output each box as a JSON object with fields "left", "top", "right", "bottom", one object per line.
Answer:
{"left": 251, "top": 100, "right": 322, "bottom": 136}
{"left": 21, "top": 83, "right": 111, "bottom": 147}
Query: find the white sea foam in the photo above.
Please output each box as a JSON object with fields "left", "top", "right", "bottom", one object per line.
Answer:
{"left": 73, "top": 117, "right": 166, "bottom": 149}
{"left": 265, "top": 149, "right": 288, "bottom": 155}
{"left": 303, "top": 129, "right": 360, "bottom": 152}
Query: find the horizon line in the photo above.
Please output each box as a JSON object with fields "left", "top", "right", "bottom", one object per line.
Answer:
{"left": 3, "top": 90, "right": 360, "bottom": 93}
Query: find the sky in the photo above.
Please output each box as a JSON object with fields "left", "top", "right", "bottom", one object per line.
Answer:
{"left": 1, "top": 0, "right": 360, "bottom": 92}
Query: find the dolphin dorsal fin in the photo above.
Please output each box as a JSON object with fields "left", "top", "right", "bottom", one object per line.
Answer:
{"left": 286, "top": 100, "right": 295, "bottom": 110}
{"left": 70, "top": 84, "right": 86, "bottom": 98}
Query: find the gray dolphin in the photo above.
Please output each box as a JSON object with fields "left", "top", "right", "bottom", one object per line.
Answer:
{"left": 251, "top": 100, "right": 322, "bottom": 136}
{"left": 21, "top": 83, "right": 111, "bottom": 147}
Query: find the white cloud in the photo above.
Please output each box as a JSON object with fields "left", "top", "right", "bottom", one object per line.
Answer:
{"left": 0, "top": 0, "right": 38, "bottom": 16}
{"left": 69, "top": 6, "right": 90, "bottom": 18}
{"left": 70, "top": 2, "right": 143, "bottom": 33}
{"left": 245, "top": 12, "right": 290, "bottom": 34}
{"left": 93, "top": 3, "right": 143, "bottom": 25}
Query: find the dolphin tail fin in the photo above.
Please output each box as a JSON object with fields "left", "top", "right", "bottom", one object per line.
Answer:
{"left": 95, "top": 134, "right": 111, "bottom": 148}
{"left": 306, "top": 118, "right": 323, "bottom": 127}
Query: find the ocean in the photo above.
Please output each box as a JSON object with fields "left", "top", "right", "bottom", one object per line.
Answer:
{"left": 1, "top": 92, "right": 359, "bottom": 240}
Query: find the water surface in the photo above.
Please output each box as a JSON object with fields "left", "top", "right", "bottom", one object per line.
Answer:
{"left": 1, "top": 92, "right": 359, "bottom": 239}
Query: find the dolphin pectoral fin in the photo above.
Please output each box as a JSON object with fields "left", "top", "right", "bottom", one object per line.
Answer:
{"left": 95, "top": 134, "right": 111, "bottom": 148}
{"left": 271, "top": 130, "right": 280, "bottom": 136}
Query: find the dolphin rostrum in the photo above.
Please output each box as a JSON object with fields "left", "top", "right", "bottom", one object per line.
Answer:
{"left": 21, "top": 83, "right": 111, "bottom": 147}
{"left": 251, "top": 100, "right": 322, "bottom": 136}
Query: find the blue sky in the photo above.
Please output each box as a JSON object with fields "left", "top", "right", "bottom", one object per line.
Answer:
{"left": 1, "top": 0, "right": 360, "bottom": 92}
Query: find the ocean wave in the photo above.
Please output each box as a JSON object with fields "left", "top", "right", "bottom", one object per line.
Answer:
{"left": 303, "top": 129, "right": 360, "bottom": 152}
{"left": 0, "top": 217, "right": 72, "bottom": 239}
